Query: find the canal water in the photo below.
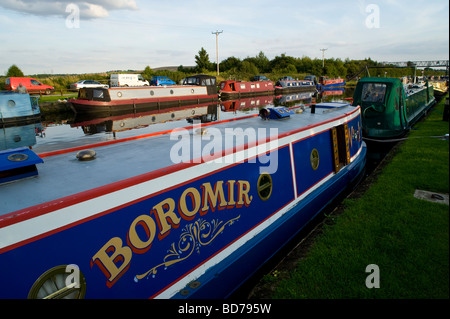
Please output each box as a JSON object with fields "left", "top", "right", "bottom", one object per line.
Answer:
{"left": 27, "top": 88, "right": 353, "bottom": 153}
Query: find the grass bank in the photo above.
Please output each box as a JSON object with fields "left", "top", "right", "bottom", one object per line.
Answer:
{"left": 255, "top": 94, "right": 449, "bottom": 299}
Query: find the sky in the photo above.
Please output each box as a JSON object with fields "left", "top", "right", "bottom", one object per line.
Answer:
{"left": 0, "top": 0, "right": 448, "bottom": 75}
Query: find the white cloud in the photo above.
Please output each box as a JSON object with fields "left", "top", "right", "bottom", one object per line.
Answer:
{"left": 0, "top": 0, "right": 138, "bottom": 19}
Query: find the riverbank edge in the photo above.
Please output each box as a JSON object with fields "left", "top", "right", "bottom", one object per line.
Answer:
{"left": 248, "top": 94, "right": 449, "bottom": 299}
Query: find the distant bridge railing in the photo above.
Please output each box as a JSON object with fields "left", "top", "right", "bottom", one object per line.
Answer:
{"left": 380, "top": 60, "right": 449, "bottom": 68}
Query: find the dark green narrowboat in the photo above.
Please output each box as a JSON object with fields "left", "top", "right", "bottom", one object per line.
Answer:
{"left": 352, "top": 77, "right": 435, "bottom": 140}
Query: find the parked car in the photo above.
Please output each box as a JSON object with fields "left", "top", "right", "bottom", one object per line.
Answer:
{"left": 110, "top": 74, "right": 149, "bottom": 87}
{"left": 5, "top": 77, "right": 54, "bottom": 95}
{"left": 150, "top": 76, "right": 176, "bottom": 86}
{"left": 252, "top": 75, "right": 270, "bottom": 81}
{"left": 278, "top": 76, "right": 295, "bottom": 81}
{"left": 70, "top": 80, "right": 109, "bottom": 90}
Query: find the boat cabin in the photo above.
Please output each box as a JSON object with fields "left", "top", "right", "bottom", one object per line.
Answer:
{"left": 352, "top": 77, "right": 434, "bottom": 139}
{"left": 182, "top": 74, "right": 217, "bottom": 95}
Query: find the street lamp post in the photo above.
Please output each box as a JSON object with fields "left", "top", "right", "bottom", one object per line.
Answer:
{"left": 212, "top": 30, "right": 223, "bottom": 76}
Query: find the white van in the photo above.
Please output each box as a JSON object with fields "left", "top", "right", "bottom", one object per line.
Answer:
{"left": 110, "top": 74, "right": 149, "bottom": 87}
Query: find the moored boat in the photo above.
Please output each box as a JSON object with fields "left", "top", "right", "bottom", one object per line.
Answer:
{"left": 219, "top": 80, "right": 274, "bottom": 99}
{"left": 317, "top": 76, "right": 345, "bottom": 90}
{"left": 0, "top": 92, "right": 40, "bottom": 126}
{"left": 274, "top": 77, "right": 316, "bottom": 93}
{"left": 352, "top": 77, "right": 435, "bottom": 140}
{"left": 429, "top": 79, "right": 448, "bottom": 97}
{"left": 0, "top": 101, "right": 366, "bottom": 299}
{"left": 69, "top": 74, "right": 218, "bottom": 114}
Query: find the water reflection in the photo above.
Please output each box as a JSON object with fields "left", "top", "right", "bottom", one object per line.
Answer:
{"left": 33, "top": 89, "right": 354, "bottom": 153}
{"left": 70, "top": 102, "right": 218, "bottom": 137}
{"left": 0, "top": 122, "right": 45, "bottom": 151}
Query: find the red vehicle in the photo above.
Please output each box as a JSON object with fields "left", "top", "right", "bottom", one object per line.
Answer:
{"left": 5, "top": 77, "right": 54, "bottom": 95}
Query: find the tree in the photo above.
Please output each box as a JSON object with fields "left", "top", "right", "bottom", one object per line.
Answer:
{"left": 195, "top": 48, "right": 211, "bottom": 72}
{"left": 142, "top": 65, "right": 154, "bottom": 78}
{"left": 6, "top": 64, "right": 24, "bottom": 77}
{"left": 239, "top": 61, "right": 259, "bottom": 75}
{"left": 220, "top": 56, "right": 242, "bottom": 72}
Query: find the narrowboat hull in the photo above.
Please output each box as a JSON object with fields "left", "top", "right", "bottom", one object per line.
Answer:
{"left": 219, "top": 80, "right": 274, "bottom": 99}
{"left": 0, "top": 93, "right": 40, "bottom": 126}
{"left": 0, "top": 103, "right": 366, "bottom": 299}
{"left": 70, "top": 75, "right": 219, "bottom": 114}
{"left": 317, "top": 78, "right": 345, "bottom": 90}
{"left": 69, "top": 86, "right": 218, "bottom": 114}
{"left": 274, "top": 80, "right": 316, "bottom": 94}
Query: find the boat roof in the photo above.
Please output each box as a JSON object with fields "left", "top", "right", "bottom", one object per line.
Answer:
{"left": 357, "top": 77, "right": 401, "bottom": 84}
{"left": 0, "top": 102, "right": 357, "bottom": 217}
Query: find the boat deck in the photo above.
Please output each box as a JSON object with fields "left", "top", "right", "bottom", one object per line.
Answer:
{"left": 0, "top": 103, "right": 356, "bottom": 216}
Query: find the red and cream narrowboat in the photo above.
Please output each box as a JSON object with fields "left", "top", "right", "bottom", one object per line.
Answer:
{"left": 219, "top": 80, "right": 274, "bottom": 99}
{"left": 69, "top": 75, "right": 218, "bottom": 114}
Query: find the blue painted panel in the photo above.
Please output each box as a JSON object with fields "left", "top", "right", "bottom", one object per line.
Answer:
{"left": 0, "top": 146, "right": 295, "bottom": 298}
{"left": 292, "top": 130, "right": 334, "bottom": 197}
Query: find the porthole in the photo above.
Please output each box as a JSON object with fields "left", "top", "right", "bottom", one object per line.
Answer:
{"left": 257, "top": 173, "right": 273, "bottom": 201}
{"left": 191, "top": 89, "right": 195, "bottom": 93}
{"left": 28, "top": 265, "right": 86, "bottom": 299}
{"left": 117, "top": 92, "right": 122, "bottom": 97}
{"left": 310, "top": 148, "right": 319, "bottom": 170}
{"left": 7, "top": 153, "right": 28, "bottom": 162}
{"left": 170, "top": 89, "right": 174, "bottom": 95}
{"left": 150, "top": 90, "right": 154, "bottom": 96}
{"left": 8, "top": 100, "right": 16, "bottom": 107}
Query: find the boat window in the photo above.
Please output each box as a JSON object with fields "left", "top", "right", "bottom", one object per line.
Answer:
{"left": 93, "top": 89, "right": 104, "bottom": 99}
{"left": 186, "top": 77, "right": 199, "bottom": 85}
{"left": 361, "top": 83, "right": 387, "bottom": 103}
{"left": 240, "top": 84, "right": 246, "bottom": 89}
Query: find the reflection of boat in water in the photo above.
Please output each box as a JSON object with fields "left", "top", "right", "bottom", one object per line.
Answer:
{"left": 71, "top": 103, "right": 218, "bottom": 135}
{"left": 274, "top": 91, "right": 315, "bottom": 106}
{"left": 352, "top": 77, "right": 435, "bottom": 140}
{"left": 219, "top": 80, "right": 274, "bottom": 99}
{"left": 318, "top": 87, "right": 345, "bottom": 97}
{"left": 220, "top": 95, "right": 274, "bottom": 112}
{"left": 0, "top": 100, "right": 366, "bottom": 299}
{"left": 69, "top": 75, "right": 218, "bottom": 114}
{"left": 0, "top": 92, "right": 40, "bottom": 126}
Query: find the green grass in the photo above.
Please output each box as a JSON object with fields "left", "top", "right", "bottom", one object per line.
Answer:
{"left": 268, "top": 94, "right": 449, "bottom": 299}
{"left": 37, "top": 94, "right": 77, "bottom": 102}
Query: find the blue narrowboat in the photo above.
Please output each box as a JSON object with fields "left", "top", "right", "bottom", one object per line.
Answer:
{"left": 0, "top": 101, "right": 366, "bottom": 299}
{"left": 274, "top": 77, "right": 316, "bottom": 94}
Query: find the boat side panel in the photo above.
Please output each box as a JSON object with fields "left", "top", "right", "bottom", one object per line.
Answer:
{"left": 0, "top": 146, "right": 295, "bottom": 298}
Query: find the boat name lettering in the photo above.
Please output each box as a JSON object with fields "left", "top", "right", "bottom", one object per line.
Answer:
{"left": 90, "top": 179, "right": 252, "bottom": 288}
